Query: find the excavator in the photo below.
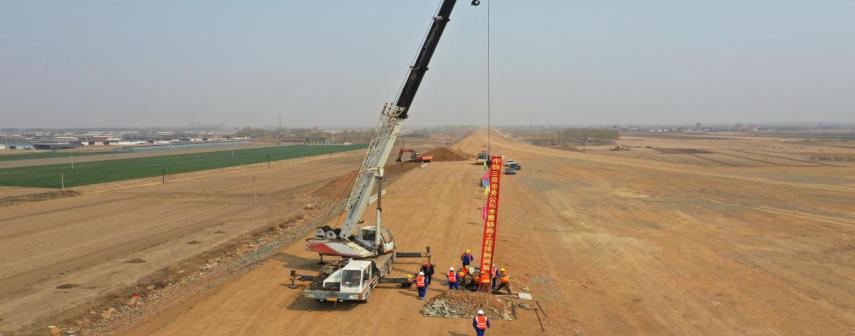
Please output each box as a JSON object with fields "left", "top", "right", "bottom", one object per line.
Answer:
{"left": 396, "top": 147, "right": 433, "bottom": 163}
{"left": 288, "top": 0, "right": 480, "bottom": 303}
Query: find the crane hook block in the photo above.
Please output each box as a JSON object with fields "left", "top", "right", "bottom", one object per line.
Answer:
{"left": 471, "top": 0, "right": 480, "bottom": 6}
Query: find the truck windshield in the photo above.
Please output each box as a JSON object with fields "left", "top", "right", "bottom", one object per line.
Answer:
{"left": 341, "top": 270, "right": 362, "bottom": 289}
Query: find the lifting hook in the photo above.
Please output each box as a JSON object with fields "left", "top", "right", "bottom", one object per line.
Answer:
{"left": 471, "top": 0, "right": 480, "bottom": 6}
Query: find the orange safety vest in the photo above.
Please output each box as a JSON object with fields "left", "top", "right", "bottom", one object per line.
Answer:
{"left": 479, "top": 274, "right": 491, "bottom": 284}
{"left": 501, "top": 274, "right": 510, "bottom": 283}
{"left": 448, "top": 271, "right": 457, "bottom": 282}
{"left": 475, "top": 315, "right": 488, "bottom": 330}
{"left": 415, "top": 275, "right": 426, "bottom": 288}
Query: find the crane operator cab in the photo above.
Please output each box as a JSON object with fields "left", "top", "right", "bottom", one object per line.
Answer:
{"left": 356, "top": 226, "right": 395, "bottom": 254}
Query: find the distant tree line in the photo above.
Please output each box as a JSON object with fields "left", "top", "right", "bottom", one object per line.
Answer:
{"left": 518, "top": 128, "right": 620, "bottom": 146}
{"left": 237, "top": 127, "right": 270, "bottom": 138}
{"left": 558, "top": 128, "right": 620, "bottom": 144}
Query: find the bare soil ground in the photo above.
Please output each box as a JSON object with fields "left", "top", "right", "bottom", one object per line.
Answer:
{"left": 0, "top": 150, "right": 366, "bottom": 334}
{"left": 608, "top": 135, "right": 855, "bottom": 169}
{"left": 0, "top": 186, "right": 54, "bottom": 199}
{"left": 115, "top": 130, "right": 854, "bottom": 335}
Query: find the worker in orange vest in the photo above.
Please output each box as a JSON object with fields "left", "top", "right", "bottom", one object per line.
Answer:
{"left": 447, "top": 267, "right": 459, "bottom": 290}
{"left": 478, "top": 271, "right": 491, "bottom": 292}
{"left": 493, "top": 268, "right": 511, "bottom": 295}
{"left": 415, "top": 271, "right": 427, "bottom": 300}
{"left": 472, "top": 309, "right": 491, "bottom": 336}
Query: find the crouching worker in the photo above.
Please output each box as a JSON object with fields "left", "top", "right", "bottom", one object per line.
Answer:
{"left": 493, "top": 268, "right": 512, "bottom": 295}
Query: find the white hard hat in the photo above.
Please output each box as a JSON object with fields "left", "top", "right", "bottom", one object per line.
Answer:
{"left": 450, "top": 267, "right": 455, "bottom": 271}
{"left": 477, "top": 309, "right": 485, "bottom": 315}
{"left": 419, "top": 271, "right": 424, "bottom": 275}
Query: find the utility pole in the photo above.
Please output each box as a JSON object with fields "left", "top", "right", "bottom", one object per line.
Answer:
{"left": 267, "top": 153, "right": 271, "bottom": 168}
{"left": 162, "top": 168, "right": 166, "bottom": 184}
{"left": 60, "top": 170, "right": 65, "bottom": 190}
{"left": 253, "top": 175, "right": 257, "bottom": 198}
{"left": 70, "top": 152, "right": 74, "bottom": 169}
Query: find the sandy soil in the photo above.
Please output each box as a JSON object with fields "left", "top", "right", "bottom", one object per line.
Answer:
{"left": 0, "top": 150, "right": 365, "bottom": 333}
{"left": 120, "top": 130, "right": 854, "bottom": 335}
{"left": 0, "top": 186, "right": 54, "bottom": 199}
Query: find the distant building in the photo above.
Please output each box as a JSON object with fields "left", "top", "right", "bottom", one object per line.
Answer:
{"left": 33, "top": 143, "right": 79, "bottom": 150}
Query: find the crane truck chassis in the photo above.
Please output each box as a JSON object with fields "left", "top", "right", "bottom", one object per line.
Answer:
{"left": 287, "top": 0, "right": 478, "bottom": 303}
{"left": 289, "top": 244, "right": 431, "bottom": 303}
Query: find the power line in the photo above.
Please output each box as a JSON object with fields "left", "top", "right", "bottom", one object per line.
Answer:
{"left": 487, "top": 0, "right": 492, "bottom": 155}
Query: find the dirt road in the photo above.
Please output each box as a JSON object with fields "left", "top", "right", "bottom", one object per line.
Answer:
{"left": 127, "top": 130, "right": 854, "bottom": 335}
{"left": 0, "top": 150, "right": 364, "bottom": 333}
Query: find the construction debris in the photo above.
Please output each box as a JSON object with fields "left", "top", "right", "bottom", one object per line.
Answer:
{"left": 421, "top": 291, "right": 521, "bottom": 320}
{"left": 423, "top": 147, "right": 472, "bottom": 161}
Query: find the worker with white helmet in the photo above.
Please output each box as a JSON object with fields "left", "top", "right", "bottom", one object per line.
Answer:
{"left": 447, "top": 266, "right": 460, "bottom": 290}
{"left": 415, "top": 271, "right": 427, "bottom": 300}
{"left": 472, "top": 309, "right": 491, "bottom": 336}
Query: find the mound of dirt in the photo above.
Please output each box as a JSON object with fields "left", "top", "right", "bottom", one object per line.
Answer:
{"left": 312, "top": 170, "right": 358, "bottom": 201}
{"left": 653, "top": 148, "right": 712, "bottom": 154}
{"left": 421, "top": 291, "right": 515, "bottom": 320}
{"left": 423, "top": 147, "right": 472, "bottom": 161}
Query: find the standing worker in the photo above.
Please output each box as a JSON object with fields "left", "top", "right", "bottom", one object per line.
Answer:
{"left": 420, "top": 262, "right": 436, "bottom": 286}
{"left": 461, "top": 249, "right": 475, "bottom": 269}
{"left": 473, "top": 310, "right": 491, "bottom": 336}
{"left": 415, "top": 271, "right": 427, "bottom": 300}
{"left": 447, "top": 267, "right": 459, "bottom": 290}
{"left": 493, "top": 268, "right": 512, "bottom": 295}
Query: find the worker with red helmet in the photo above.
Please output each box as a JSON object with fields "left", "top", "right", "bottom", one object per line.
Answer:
{"left": 420, "top": 262, "right": 436, "bottom": 286}
{"left": 415, "top": 271, "right": 427, "bottom": 300}
{"left": 447, "top": 267, "right": 460, "bottom": 290}
{"left": 472, "top": 309, "right": 491, "bottom": 336}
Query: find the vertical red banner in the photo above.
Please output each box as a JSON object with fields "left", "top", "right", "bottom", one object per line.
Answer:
{"left": 479, "top": 155, "right": 502, "bottom": 283}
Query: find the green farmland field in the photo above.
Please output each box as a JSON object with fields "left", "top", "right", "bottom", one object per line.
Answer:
{"left": 0, "top": 150, "right": 117, "bottom": 162}
{"left": 0, "top": 144, "right": 366, "bottom": 188}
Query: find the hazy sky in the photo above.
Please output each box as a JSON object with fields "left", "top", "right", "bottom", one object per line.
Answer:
{"left": 2, "top": 0, "right": 854, "bottom": 128}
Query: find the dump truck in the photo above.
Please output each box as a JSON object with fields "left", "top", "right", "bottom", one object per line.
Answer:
{"left": 475, "top": 150, "right": 489, "bottom": 164}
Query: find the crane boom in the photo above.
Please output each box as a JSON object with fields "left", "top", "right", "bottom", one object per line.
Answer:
{"left": 396, "top": 0, "right": 457, "bottom": 117}
{"left": 295, "top": 0, "right": 478, "bottom": 304}
{"left": 340, "top": 0, "right": 460, "bottom": 241}
{"left": 307, "top": 0, "right": 466, "bottom": 257}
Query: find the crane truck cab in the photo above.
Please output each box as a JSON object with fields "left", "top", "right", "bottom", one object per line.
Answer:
{"left": 311, "top": 260, "right": 376, "bottom": 302}
{"left": 356, "top": 226, "right": 395, "bottom": 254}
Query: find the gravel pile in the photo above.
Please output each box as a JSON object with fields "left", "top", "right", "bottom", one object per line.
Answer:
{"left": 421, "top": 291, "right": 515, "bottom": 320}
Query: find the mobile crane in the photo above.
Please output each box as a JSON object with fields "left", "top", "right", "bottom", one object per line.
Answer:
{"left": 289, "top": 0, "right": 479, "bottom": 303}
